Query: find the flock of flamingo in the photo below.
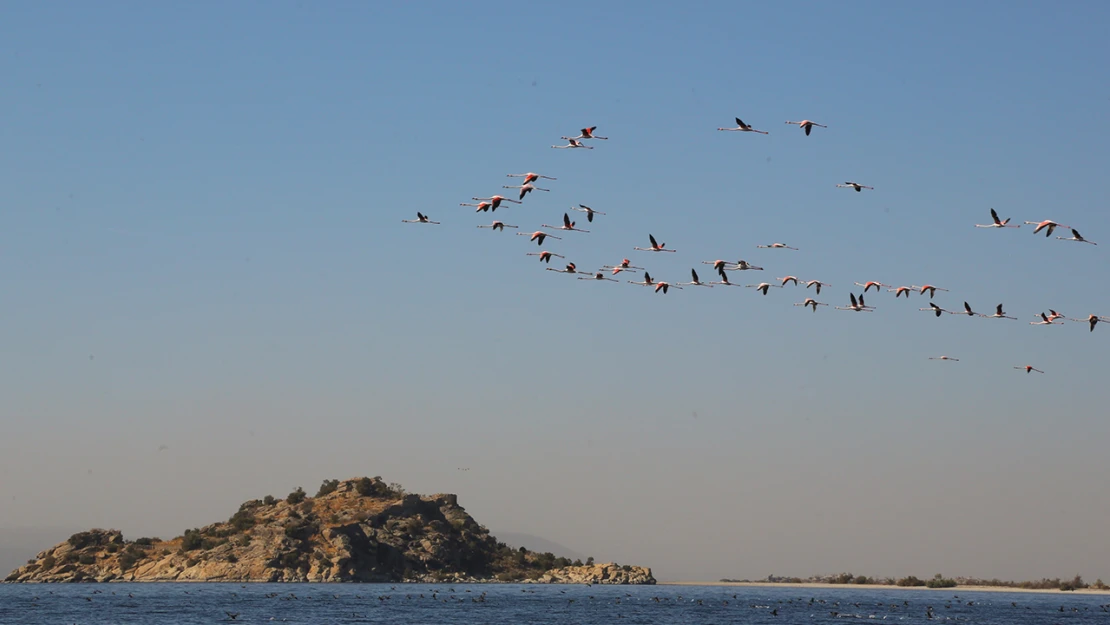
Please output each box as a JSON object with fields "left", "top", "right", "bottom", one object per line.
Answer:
{"left": 402, "top": 120, "right": 1105, "bottom": 374}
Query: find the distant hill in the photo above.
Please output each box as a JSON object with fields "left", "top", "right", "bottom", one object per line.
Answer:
{"left": 6, "top": 477, "right": 653, "bottom": 585}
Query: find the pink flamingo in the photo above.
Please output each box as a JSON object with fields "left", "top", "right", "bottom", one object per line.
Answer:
{"left": 502, "top": 182, "right": 550, "bottom": 201}
{"left": 794, "top": 298, "right": 828, "bottom": 312}
{"left": 983, "top": 304, "right": 1016, "bottom": 320}
{"left": 541, "top": 213, "right": 590, "bottom": 233}
{"left": 717, "top": 117, "right": 769, "bottom": 134}
{"left": 975, "top": 208, "right": 1019, "bottom": 229}
{"left": 785, "top": 119, "right": 827, "bottom": 136}
{"left": 1055, "top": 228, "right": 1097, "bottom": 245}
{"left": 677, "top": 268, "right": 715, "bottom": 288}
{"left": 546, "top": 262, "right": 585, "bottom": 275}
{"left": 889, "top": 286, "right": 913, "bottom": 298}
{"left": 634, "top": 234, "right": 676, "bottom": 253}
{"left": 517, "top": 230, "right": 561, "bottom": 246}
{"left": 1023, "top": 219, "right": 1070, "bottom": 237}
{"left": 563, "top": 126, "right": 608, "bottom": 141}
{"left": 552, "top": 138, "right": 593, "bottom": 149}
{"left": 526, "top": 251, "right": 564, "bottom": 264}
{"left": 472, "top": 195, "right": 522, "bottom": 210}
{"left": 506, "top": 172, "right": 556, "bottom": 185}
{"left": 401, "top": 212, "right": 439, "bottom": 224}
{"left": 477, "top": 221, "right": 517, "bottom": 232}
{"left": 854, "top": 281, "right": 889, "bottom": 293}
{"left": 460, "top": 201, "right": 494, "bottom": 213}
{"left": 836, "top": 293, "right": 874, "bottom": 312}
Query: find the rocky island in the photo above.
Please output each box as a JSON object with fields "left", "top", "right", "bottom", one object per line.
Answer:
{"left": 5, "top": 477, "right": 654, "bottom": 585}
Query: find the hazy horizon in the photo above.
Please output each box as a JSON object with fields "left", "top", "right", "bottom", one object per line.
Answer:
{"left": 2, "top": 1, "right": 1108, "bottom": 583}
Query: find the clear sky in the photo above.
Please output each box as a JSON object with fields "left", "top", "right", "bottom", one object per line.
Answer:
{"left": 1, "top": 1, "right": 1108, "bottom": 582}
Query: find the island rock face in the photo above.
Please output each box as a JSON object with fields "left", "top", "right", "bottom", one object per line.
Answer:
{"left": 535, "top": 563, "right": 655, "bottom": 585}
{"left": 5, "top": 477, "right": 654, "bottom": 585}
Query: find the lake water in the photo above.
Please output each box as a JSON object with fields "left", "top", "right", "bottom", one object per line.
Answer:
{"left": 0, "top": 583, "right": 1107, "bottom": 624}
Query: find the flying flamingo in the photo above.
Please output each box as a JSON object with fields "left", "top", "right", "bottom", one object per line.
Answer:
{"left": 526, "top": 251, "right": 564, "bottom": 264}
{"left": 546, "top": 262, "right": 584, "bottom": 275}
{"left": 889, "top": 286, "right": 913, "bottom": 298}
{"left": 578, "top": 271, "right": 618, "bottom": 282}
{"left": 541, "top": 212, "right": 590, "bottom": 233}
{"left": 804, "top": 280, "right": 830, "bottom": 295}
{"left": 518, "top": 230, "right": 562, "bottom": 246}
{"left": 1014, "top": 365, "right": 1044, "bottom": 374}
{"left": 975, "top": 208, "right": 1019, "bottom": 229}
{"left": 983, "top": 304, "right": 1016, "bottom": 320}
{"left": 709, "top": 271, "right": 743, "bottom": 287}
{"left": 552, "top": 138, "right": 593, "bottom": 149}
{"left": 835, "top": 293, "right": 874, "bottom": 312}
{"left": 705, "top": 267, "right": 741, "bottom": 286}
{"left": 733, "top": 260, "right": 764, "bottom": 271}
{"left": 677, "top": 268, "right": 715, "bottom": 288}
{"left": 836, "top": 181, "right": 873, "bottom": 192}
{"left": 1024, "top": 219, "right": 1070, "bottom": 237}
{"left": 914, "top": 285, "right": 949, "bottom": 299}
{"left": 703, "top": 260, "right": 737, "bottom": 273}
{"left": 785, "top": 120, "right": 827, "bottom": 136}
{"left": 472, "top": 195, "right": 522, "bottom": 210}
{"left": 506, "top": 172, "right": 556, "bottom": 185}
{"left": 948, "top": 301, "right": 986, "bottom": 318}
{"left": 602, "top": 258, "right": 643, "bottom": 275}
{"left": 757, "top": 242, "right": 798, "bottom": 250}
{"left": 1030, "top": 312, "right": 1064, "bottom": 326}
{"left": 854, "top": 281, "right": 889, "bottom": 293}
{"left": 746, "top": 282, "right": 783, "bottom": 295}
{"left": 1067, "top": 314, "right": 1110, "bottom": 332}
{"left": 919, "top": 302, "right": 947, "bottom": 317}
{"left": 571, "top": 204, "right": 606, "bottom": 222}
{"left": 634, "top": 234, "right": 676, "bottom": 253}
{"left": 628, "top": 272, "right": 656, "bottom": 287}
{"left": 794, "top": 298, "right": 828, "bottom": 312}
{"left": 1056, "top": 228, "right": 1097, "bottom": 245}
{"left": 460, "top": 201, "right": 494, "bottom": 213}
{"left": 477, "top": 221, "right": 517, "bottom": 232}
{"left": 401, "top": 212, "right": 439, "bottom": 224}
{"left": 653, "top": 281, "right": 682, "bottom": 294}
{"left": 929, "top": 356, "right": 959, "bottom": 362}
{"left": 563, "top": 126, "right": 608, "bottom": 141}
{"left": 776, "top": 276, "right": 801, "bottom": 286}
{"left": 502, "top": 182, "right": 550, "bottom": 200}
{"left": 717, "top": 117, "right": 768, "bottom": 134}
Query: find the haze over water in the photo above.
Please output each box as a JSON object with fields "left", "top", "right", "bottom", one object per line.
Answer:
{"left": 2, "top": 2, "right": 1109, "bottom": 583}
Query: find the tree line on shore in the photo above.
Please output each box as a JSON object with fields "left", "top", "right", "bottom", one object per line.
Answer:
{"left": 716, "top": 573, "right": 1106, "bottom": 591}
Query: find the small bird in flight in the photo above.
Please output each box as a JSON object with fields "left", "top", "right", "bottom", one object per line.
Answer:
{"left": 836, "top": 181, "right": 874, "bottom": 192}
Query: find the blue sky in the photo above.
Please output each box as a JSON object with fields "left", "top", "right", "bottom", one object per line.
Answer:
{"left": 1, "top": 1, "right": 1108, "bottom": 581}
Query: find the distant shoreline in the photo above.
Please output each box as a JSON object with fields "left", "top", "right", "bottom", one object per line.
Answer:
{"left": 660, "top": 581, "right": 1110, "bottom": 595}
